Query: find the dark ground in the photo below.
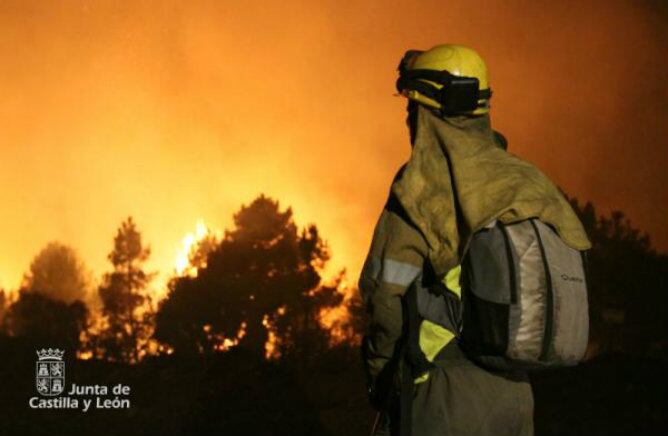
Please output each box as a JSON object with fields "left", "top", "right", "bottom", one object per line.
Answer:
{"left": 1, "top": 338, "right": 666, "bottom": 436}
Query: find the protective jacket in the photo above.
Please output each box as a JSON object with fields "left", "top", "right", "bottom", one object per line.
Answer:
{"left": 359, "top": 105, "right": 590, "bottom": 436}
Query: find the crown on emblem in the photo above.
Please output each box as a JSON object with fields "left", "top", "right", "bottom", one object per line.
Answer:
{"left": 36, "top": 348, "right": 65, "bottom": 360}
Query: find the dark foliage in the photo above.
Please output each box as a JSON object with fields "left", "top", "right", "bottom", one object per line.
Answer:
{"left": 567, "top": 197, "right": 668, "bottom": 357}
{"left": 0, "top": 337, "right": 372, "bottom": 436}
{"left": 1, "top": 290, "right": 88, "bottom": 354}
{"left": 155, "top": 195, "right": 342, "bottom": 361}
{"left": 94, "top": 217, "right": 155, "bottom": 363}
{"left": 531, "top": 354, "right": 667, "bottom": 436}
{"left": 0, "top": 289, "right": 7, "bottom": 327}
{"left": 22, "top": 242, "right": 89, "bottom": 304}
{"left": 0, "top": 337, "right": 664, "bottom": 436}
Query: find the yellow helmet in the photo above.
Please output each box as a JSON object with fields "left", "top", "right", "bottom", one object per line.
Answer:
{"left": 396, "top": 44, "right": 491, "bottom": 115}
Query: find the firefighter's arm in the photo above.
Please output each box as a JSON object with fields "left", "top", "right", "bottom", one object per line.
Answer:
{"left": 358, "top": 205, "right": 428, "bottom": 407}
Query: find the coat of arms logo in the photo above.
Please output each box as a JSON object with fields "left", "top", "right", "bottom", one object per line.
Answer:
{"left": 35, "top": 348, "right": 65, "bottom": 396}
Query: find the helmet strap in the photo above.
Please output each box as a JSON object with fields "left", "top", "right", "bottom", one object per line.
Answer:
{"left": 397, "top": 69, "right": 492, "bottom": 115}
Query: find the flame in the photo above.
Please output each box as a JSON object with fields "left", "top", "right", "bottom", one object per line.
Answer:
{"left": 318, "top": 280, "right": 358, "bottom": 346}
{"left": 159, "top": 344, "right": 174, "bottom": 355}
{"left": 319, "top": 305, "right": 350, "bottom": 344}
{"left": 77, "top": 350, "right": 93, "bottom": 360}
{"left": 169, "top": 221, "right": 360, "bottom": 359}
{"left": 262, "top": 312, "right": 282, "bottom": 360}
{"left": 202, "top": 321, "right": 247, "bottom": 352}
{"left": 174, "top": 219, "right": 221, "bottom": 277}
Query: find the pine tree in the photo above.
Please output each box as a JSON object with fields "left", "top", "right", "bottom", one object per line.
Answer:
{"left": 96, "top": 217, "right": 155, "bottom": 363}
{"left": 155, "top": 195, "right": 343, "bottom": 359}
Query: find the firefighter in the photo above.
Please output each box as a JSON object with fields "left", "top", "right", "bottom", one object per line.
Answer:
{"left": 359, "top": 44, "right": 590, "bottom": 436}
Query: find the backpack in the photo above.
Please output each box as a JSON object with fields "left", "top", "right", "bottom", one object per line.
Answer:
{"left": 396, "top": 217, "right": 589, "bottom": 436}
{"left": 459, "top": 218, "right": 590, "bottom": 370}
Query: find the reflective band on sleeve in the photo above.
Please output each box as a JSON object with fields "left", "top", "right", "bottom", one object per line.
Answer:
{"left": 381, "top": 259, "right": 421, "bottom": 287}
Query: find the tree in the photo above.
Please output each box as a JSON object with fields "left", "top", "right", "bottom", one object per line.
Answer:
{"left": 2, "top": 290, "right": 88, "bottom": 353}
{"left": 0, "top": 244, "right": 90, "bottom": 354}
{"left": 23, "top": 242, "right": 89, "bottom": 304}
{"left": 155, "top": 195, "right": 344, "bottom": 359}
{"left": 266, "top": 271, "right": 346, "bottom": 365}
{"left": 0, "top": 289, "right": 8, "bottom": 332}
{"left": 95, "top": 217, "right": 155, "bottom": 363}
{"left": 567, "top": 197, "right": 668, "bottom": 356}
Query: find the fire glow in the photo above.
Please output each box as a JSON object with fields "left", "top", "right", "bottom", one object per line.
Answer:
{"left": 174, "top": 220, "right": 221, "bottom": 278}
{"left": 170, "top": 222, "right": 356, "bottom": 357}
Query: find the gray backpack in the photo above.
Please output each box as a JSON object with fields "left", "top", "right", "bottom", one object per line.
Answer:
{"left": 460, "top": 218, "right": 589, "bottom": 370}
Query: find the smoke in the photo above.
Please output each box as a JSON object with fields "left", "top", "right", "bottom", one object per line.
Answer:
{"left": 1, "top": 0, "right": 666, "bottom": 292}
{"left": 24, "top": 242, "right": 90, "bottom": 304}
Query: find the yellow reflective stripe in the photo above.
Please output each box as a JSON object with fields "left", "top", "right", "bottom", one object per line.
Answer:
{"left": 419, "top": 320, "right": 455, "bottom": 360}
{"left": 443, "top": 265, "right": 462, "bottom": 298}
{"left": 414, "top": 319, "right": 455, "bottom": 384}
{"left": 414, "top": 372, "right": 430, "bottom": 384}
{"left": 413, "top": 265, "right": 461, "bottom": 385}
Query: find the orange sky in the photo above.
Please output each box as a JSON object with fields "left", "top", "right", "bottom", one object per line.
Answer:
{"left": 1, "top": 0, "right": 666, "bottom": 296}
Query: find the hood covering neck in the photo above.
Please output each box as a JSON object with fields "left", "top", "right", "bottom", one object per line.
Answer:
{"left": 392, "top": 105, "right": 591, "bottom": 276}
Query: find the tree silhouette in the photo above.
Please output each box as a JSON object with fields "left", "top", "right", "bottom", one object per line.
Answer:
{"left": 266, "top": 272, "right": 343, "bottom": 365}
{"left": 0, "top": 244, "right": 90, "bottom": 354}
{"left": 0, "top": 289, "right": 8, "bottom": 332}
{"left": 567, "top": 197, "right": 668, "bottom": 356}
{"left": 2, "top": 290, "right": 88, "bottom": 353}
{"left": 188, "top": 230, "right": 219, "bottom": 273}
{"left": 155, "top": 195, "right": 342, "bottom": 359}
{"left": 94, "top": 217, "right": 155, "bottom": 363}
{"left": 22, "top": 241, "right": 89, "bottom": 304}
